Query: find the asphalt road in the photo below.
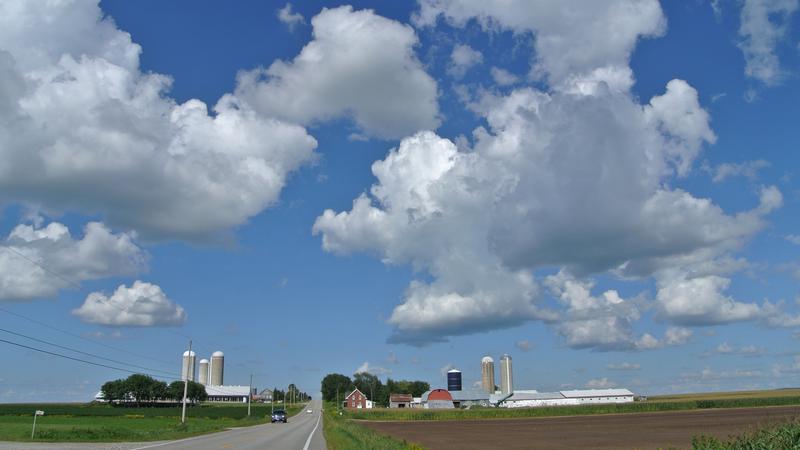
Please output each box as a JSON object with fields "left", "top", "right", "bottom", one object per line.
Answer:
{"left": 0, "top": 400, "right": 326, "bottom": 450}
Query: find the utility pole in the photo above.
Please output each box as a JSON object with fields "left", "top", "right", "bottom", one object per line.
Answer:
{"left": 181, "top": 340, "right": 192, "bottom": 425}
{"left": 248, "top": 373, "right": 252, "bottom": 417}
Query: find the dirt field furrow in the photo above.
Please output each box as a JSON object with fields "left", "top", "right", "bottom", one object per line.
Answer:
{"left": 360, "top": 405, "right": 800, "bottom": 450}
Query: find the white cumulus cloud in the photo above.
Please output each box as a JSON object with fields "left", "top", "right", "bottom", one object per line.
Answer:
{"left": 235, "top": 5, "right": 439, "bottom": 139}
{"left": 738, "top": 0, "right": 799, "bottom": 85}
{"left": 313, "top": 0, "right": 788, "bottom": 347}
{"left": 72, "top": 281, "right": 186, "bottom": 327}
{"left": 490, "top": 67, "right": 519, "bottom": 86}
{"left": 449, "top": 44, "right": 483, "bottom": 78}
{"left": 415, "top": 0, "right": 665, "bottom": 87}
{"left": 277, "top": 3, "right": 305, "bottom": 30}
{"left": 0, "top": 221, "right": 145, "bottom": 301}
{"left": 355, "top": 361, "right": 391, "bottom": 376}
{"left": 711, "top": 159, "right": 770, "bottom": 182}
{"left": 0, "top": 0, "right": 318, "bottom": 241}
{"left": 314, "top": 75, "right": 750, "bottom": 346}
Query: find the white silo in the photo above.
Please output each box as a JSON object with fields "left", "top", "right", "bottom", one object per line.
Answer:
{"left": 181, "top": 350, "right": 196, "bottom": 381}
{"left": 500, "top": 354, "right": 513, "bottom": 395}
{"left": 210, "top": 351, "right": 224, "bottom": 386}
{"left": 198, "top": 359, "right": 209, "bottom": 385}
{"left": 481, "top": 356, "right": 495, "bottom": 394}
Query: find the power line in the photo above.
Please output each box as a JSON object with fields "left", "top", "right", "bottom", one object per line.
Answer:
{"left": 1, "top": 241, "right": 224, "bottom": 361}
{"left": 0, "top": 327, "right": 180, "bottom": 378}
{"left": 0, "top": 306, "right": 176, "bottom": 368}
{"left": 0, "top": 337, "right": 177, "bottom": 381}
{"left": 0, "top": 246, "right": 82, "bottom": 289}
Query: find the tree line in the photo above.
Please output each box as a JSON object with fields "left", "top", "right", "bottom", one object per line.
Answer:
{"left": 270, "top": 383, "right": 311, "bottom": 402}
{"left": 321, "top": 372, "right": 430, "bottom": 407}
{"left": 101, "top": 374, "right": 208, "bottom": 406}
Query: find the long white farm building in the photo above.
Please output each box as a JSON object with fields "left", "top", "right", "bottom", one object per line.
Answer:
{"left": 500, "top": 388, "right": 634, "bottom": 408}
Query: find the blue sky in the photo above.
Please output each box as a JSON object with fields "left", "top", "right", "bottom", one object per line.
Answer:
{"left": 1, "top": 0, "right": 799, "bottom": 402}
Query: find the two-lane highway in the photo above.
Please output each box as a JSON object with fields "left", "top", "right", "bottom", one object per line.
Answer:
{"left": 133, "top": 400, "right": 326, "bottom": 450}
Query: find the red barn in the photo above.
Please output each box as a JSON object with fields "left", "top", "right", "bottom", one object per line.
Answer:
{"left": 343, "top": 388, "right": 369, "bottom": 409}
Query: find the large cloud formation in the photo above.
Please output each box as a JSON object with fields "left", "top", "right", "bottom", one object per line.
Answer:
{"left": 0, "top": 0, "right": 318, "bottom": 240}
{"left": 0, "top": 221, "right": 146, "bottom": 301}
{"left": 235, "top": 5, "right": 440, "bottom": 139}
{"left": 314, "top": 0, "right": 787, "bottom": 347}
{"left": 72, "top": 281, "right": 186, "bottom": 327}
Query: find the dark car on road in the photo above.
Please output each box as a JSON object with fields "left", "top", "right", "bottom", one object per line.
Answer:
{"left": 271, "top": 409, "right": 287, "bottom": 423}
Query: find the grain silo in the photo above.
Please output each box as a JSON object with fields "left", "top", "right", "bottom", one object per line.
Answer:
{"left": 210, "top": 351, "right": 224, "bottom": 386}
{"left": 198, "top": 358, "right": 209, "bottom": 385}
{"left": 181, "top": 350, "right": 196, "bottom": 381}
{"left": 500, "top": 354, "right": 513, "bottom": 395}
{"left": 481, "top": 356, "right": 495, "bottom": 394}
{"left": 447, "top": 369, "right": 462, "bottom": 391}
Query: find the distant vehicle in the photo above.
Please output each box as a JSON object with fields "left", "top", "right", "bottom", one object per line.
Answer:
{"left": 307, "top": 408, "right": 312, "bottom": 414}
{"left": 271, "top": 409, "right": 287, "bottom": 423}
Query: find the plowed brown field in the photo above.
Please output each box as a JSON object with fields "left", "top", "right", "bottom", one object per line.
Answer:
{"left": 360, "top": 405, "right": 800, "bottom": 449}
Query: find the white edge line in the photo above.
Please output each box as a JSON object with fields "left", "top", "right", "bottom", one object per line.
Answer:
{"left": 129, "top": 428, "right": 237, "bottom": 450}
{"left": 130, "top": 403, "right": 313, "bottom": 450}
{"left": 302, "top": 412, "right": 322, "bottom": 450}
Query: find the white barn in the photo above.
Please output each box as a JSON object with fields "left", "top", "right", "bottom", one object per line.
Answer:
{"left": 560, "top": 389, "right": 635, "bottom": 404}
{"left": 501, "top": 388, "right": 634, "bottom": 408}
{"left": 205, "top": 385, "right": 251, "bottom": 403}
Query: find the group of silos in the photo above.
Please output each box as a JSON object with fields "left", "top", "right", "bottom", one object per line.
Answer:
{"left": 181, "top": 350, "right": 225, "bottom": 386}
{"left": 481, "top": 354, "right": 513, "bottom": 394}
{"left": 446, "top": 354, "right": 513, "bottom": 395}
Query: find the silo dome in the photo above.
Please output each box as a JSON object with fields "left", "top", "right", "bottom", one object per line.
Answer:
{"left": 181, "top": 351, "right": 196, "bottom": 381}
{"left": 210, "top": 351, "right": 225, "bottom": 386}
{"left": 481, "top": 356, "right": 494, "bottom": 363}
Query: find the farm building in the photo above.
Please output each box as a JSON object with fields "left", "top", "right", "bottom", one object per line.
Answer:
{"left": 421, "top": 389, "right": 455, "bottom": 409}
{"left": 450, "top": 389, "right": 492, "bottom": 408}
{"left": 390, "top": 393, "right": 413, "bottom": 408}
{"left": 500, "top": 389, "right": 634, "bottom": 408}
{"left": 343, "top": 388, "right": 372, "bottom": 409}
{"left": 205, "top": 385, "right": 252, "bottom": 403}
{"left": 560, "top": 389, "right": 635, "bottom": 404}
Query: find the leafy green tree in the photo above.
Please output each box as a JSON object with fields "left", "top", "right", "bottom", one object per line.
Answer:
{"left": 125, "top": 374, "right": 165, "bottom": 406}
{"left": 321, "top": 373, "right": 353, "bottom": 403}
{"left": 187, "top": 380, "right": 207, "bottom": 402}
{"left": 168, "top": 381, "right": 185, "bottom": 401}
{"left": 167, "top": 380, "right": 207, "bottom": 403}
{"left": 353, "top": 372, "right": 381, "bottom": 401}
{"left": 100, "top": 378, "right": 127, "bottom": 403}
{"left": 409, "top": 381, "right": 430, "bottom": 397}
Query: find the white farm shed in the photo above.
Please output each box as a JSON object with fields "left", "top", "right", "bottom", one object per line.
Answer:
{"left": 501, "top": 388, "right": 634, "bottom": 408}
{"left": 560, "top": 389, "right": 635, "bottom": 404}
{"left": 205, "top": 385, "right": 251, "bottom": 403}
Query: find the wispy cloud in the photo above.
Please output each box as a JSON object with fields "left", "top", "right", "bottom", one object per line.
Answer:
{"left": 606, "top": 362, "right": 641, "bottom": 371}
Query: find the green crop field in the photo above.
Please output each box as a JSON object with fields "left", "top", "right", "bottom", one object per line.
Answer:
{"left": 650, "top": 388, "right": 800, "bottom": 403}
{"left": 693, "top": 419, "right": 800, "bottom": 449}
{"left": 0, "top": 401, "right": 308, "bottom": 442}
